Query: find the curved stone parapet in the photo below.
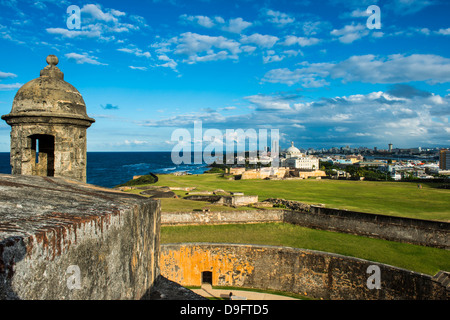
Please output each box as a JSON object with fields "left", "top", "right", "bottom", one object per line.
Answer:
{"left": 160, "top": 243, "right": 449, "bottom": 300}
{"left": 0, "top": 174, "right": 160, "bottom": 300}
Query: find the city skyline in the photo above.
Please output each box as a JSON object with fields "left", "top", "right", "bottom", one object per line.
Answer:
{"left": 0, "top": 0, "right": 449, "bottom": 152}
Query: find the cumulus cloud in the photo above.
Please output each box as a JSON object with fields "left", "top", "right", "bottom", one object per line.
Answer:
{"left": 81, "top": 4, "right": 122, "bottom": 23}
{"left": 0, "top": 83, "right": 22, "bottom": 90}
{"left": 117, "top": 47, "right": 151, "bottom": 58}
{"left": 0, "top": 71, "right": 17, "bottom": 79}
{"left": 46, "top": 4, "right": 142, "bottom": 41}
{"left": 262, "top": 53, "right": 450, "bottom": 87}
{"left": 142, "top": 111, "right": 227, "bottom": 127}
{"left": 129, "top": 66, "right": 147, "bottom": 71}
{"left": 245, "top": 94, "right": 294, "bottom": 111}
{"left": 180, "top": 14, "right": 252, "bottom": 34}
{"left": 172, "top": 32, "right": 241, "bottom": 64}
{"left": 385, "top": 0, "right": 434, "bottom": 15}
{"left": 156, "top": 54, "right": 178, "bottom": 71}
{"left": 283, "top": 35, "right": 320, "bottom": 47}
{"left": 240, "top": 33, "right": 279, "bottom": 48}
{"left": 436, "top": 28, "right": 450, "bottom": 35}
{"left": 0, "top": 70, "right": 19, "bottom": 91}
{"left": 46, "top": 27, "right": 105, "bottom": 39}
{"left": 137, "top": 88, "right": 450, "bottom": 147}
{"left": 180, "top": 14, "right": 216, "bottom": 28}
{"left": 65, "top": 52, "right": 108, "bottom": 65}
{"left": 221, "top": 17, "right": 252, "bottom": 34}
{"left": 263, "top": 9, "right": 295, "bottom": 27}
{"left": 330, "top": 23, "right": 369, "bottom": 43}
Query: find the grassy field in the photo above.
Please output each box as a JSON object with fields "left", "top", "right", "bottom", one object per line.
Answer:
{"left": 161, "top": 223, "right": 450, "bottom": 276}
{"left": 129, "top": 173, "right": 450, "bottom": 276}
{"left": 149, "top": 173, "right": 450, "bottom": 221}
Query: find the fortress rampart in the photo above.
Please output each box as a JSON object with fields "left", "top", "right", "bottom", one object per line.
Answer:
{"left": 160, "top": 243, "right": 449, "bottom": 300}
{"left": 162, "top": 203, "right": 449, "bottom": 249}
{"left": 0, "top": 174, "right": 160, "bottom": 300}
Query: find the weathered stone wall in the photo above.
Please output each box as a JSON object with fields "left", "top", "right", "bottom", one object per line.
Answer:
{"left": 0, "top": 174, "right": 160, "bottom": 300}
{"left": 160, "top": 243, "right": 449, "bottom": 300}
{"left": 162, "top": 210, "right": 284, "bottom": 225}
{"left": 161, "top": 205, "right": 449, "bottom": 249}
{"left": 183, "top": 194, "right": 259, "bottom": 207}
{"left": 283, "top": 205, "right": 449, "bottom": 249}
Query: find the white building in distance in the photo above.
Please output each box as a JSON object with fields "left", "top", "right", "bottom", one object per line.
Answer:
{"left": 281, "top": 142, "right": 320, "bottom": 171}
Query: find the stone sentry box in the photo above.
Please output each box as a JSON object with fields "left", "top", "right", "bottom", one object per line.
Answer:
{"left": 1, "top": 55, "right": 95, "bottom": 183}
{"left": 0, "top": 174, "right": 161, "bottom": 300}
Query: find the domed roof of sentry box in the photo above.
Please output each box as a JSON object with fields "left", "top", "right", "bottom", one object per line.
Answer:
{"left": 2, "top": 55, "right": 95, "bottom": 125}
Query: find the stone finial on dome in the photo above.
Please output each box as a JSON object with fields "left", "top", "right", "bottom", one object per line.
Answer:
{"left": 40, "top": 54, "right": 64, "bottom": 80}
{"left": 46, "top": 54, "right": 59, "bottom": 67}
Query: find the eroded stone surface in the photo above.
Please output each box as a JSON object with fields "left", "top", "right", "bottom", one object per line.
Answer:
{"left": 0, "top": 174, "right": 160, "bottom": 300}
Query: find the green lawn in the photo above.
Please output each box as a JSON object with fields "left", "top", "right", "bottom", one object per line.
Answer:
{"left": 161, "top": 223, "right": 450, "bottom": 276}
{"left": 150, "top": 173, "right": 450, "bottom": 221}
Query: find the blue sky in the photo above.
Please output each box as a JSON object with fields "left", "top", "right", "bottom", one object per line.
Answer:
{"left": 0, "top": 0, "right": 449, "bottom": 152}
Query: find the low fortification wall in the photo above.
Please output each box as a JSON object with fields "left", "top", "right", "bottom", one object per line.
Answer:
{"left": 162, "top": 210, "right": 284, "bottom": 225}
{"left": 0, "top": 174, "right": 161, "bottom": 300}
{"left": 284, "top": 206, "right": 449, "bottom": 249}
{"left": 162, "top": 202, "right": 449, "bottom": 249}
{"left": 160, "top": 243, "right": 449, "bottom": 300}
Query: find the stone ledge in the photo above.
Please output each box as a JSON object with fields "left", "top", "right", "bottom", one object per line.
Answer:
{"left": 0, "top": 174, "right": 160, "bottom": 300}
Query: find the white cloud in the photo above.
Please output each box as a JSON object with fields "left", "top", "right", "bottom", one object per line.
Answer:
{"left": 262, "top": 49, "right": 303, "bottom": 64}
{"left": 180, "top": 14, "right": 252, "bottom": 34}
{"left": 349, "top": 8, "right": 370, "bottom": 17}
{"left": 436, "top": 28, "right": 450, "bottom": 35}
{"left": 263, "top": 51, "right": 285, "bottom": 64}
{"left": 180, "top": 14, "right": 216, "bottom": 28}
{"left": 138, "top": 88, "right": 450, "bottom": 147}
{"left": 240, "top": 33, "right": 279, "bottom": 48}
{"left": 124, "top": 139, "right": 150, "bottom": 146}
{"left": 262, "top": 62, "right": 332, "bottom": 87}
{"left": 47, "top": 4, "right": 140, "bottom": 41}
{"left": 220, "top": 106, "right": 237, "bottom": 111}
{"left": 221, "top": 17, "right": 252, "bottom": 34}
{"left": 330, "top": 23, "right": 369, "bottom": 43}
{"left": 81, "top": 4, "right": 119, "bottom": 23}
{"left": 0, "top": 83, "right": 22, "bottom": 90}
{"left": 385, "top": 0, "right": 434, "bottom": 15}
{"left": 173, "top": 32, "right": 241, "bottom": 63}
{"left": 262, "top": 54, "right": 450, "bottom": 86}
{"left": 46, "top": 27, "right": 104, "bottom": 39}
{"left": 263, "top": 9, "right": 295, "bottom": 27}
{"left": 65, "top": 52, "right": 108, "bottom": 65}
{"left": 301, "top": 20, "right": 330, "bottom": 36}
{"left": 129, "top": 66, "right": 147, "bottom": 71}
{"left": 283, "top": 35, "right": 320, "bottom": 47}
{"left": 117, "top": 47, "right": 151, "bottom": 58}
{"left": 154, "top": 54, "right": 178, "bottom": 72}
{"left": 0, "top": 71, "right": 16, "bottom": 79}
{"left": 245, "top": 93, "right": 299, "bottom": 111}
{"left": 332, "top": 54, "right": 450, "bottom": 84}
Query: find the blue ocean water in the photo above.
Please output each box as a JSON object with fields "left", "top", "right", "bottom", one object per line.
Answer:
{"left": 0, "top": 152, "right": 209, "bottom": 188}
